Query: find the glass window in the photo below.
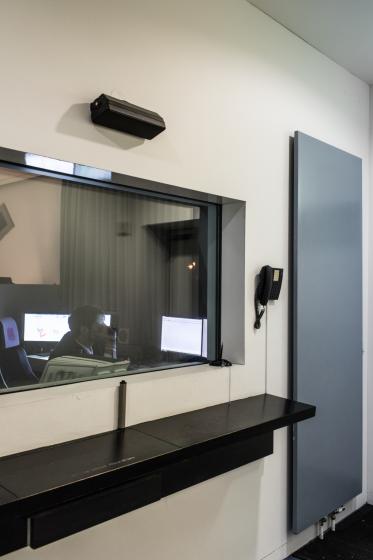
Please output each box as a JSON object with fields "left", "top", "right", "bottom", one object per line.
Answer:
{"left": 0, "top": 165, "right": 220, "bottom": 392}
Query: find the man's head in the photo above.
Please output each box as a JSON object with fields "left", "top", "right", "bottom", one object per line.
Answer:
{"left": 68, "top": 305, "right": 106, "bottom": 345}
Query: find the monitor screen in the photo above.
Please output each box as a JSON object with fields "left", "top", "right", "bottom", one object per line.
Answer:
{"left": 161, "top": 316, "right": 203, "bottom": 355}
{"left": 23, "top": 313, "right": 111, "bottom": 343}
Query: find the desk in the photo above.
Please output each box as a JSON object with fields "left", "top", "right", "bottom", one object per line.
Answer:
{"left": 0, "top": 393, "right": 315, "bottom": 555}
{"left": 27, "top": 354, "right": 49, "bottom": 377}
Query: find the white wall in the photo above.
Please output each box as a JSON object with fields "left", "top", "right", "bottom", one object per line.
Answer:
{"left": 0, "top": 1, "right": 370, "bottom": 559}
{"left": 368, "top": 87, "right": 373, "bottom": 504}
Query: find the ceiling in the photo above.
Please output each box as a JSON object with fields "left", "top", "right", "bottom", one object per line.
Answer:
{"left": 248, "top": 0, "right": 373, "bottom": 84}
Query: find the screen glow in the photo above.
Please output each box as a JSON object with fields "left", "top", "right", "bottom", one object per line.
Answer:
{"left": 161, "top": 316, "right": 203, "bottom": 355}
{"left": 24, "top": 313, "right": 111, "bottom": 342}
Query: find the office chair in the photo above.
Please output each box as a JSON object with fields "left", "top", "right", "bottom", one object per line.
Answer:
{"left": 0, "top": 317, "right": 38, "bottom": 388}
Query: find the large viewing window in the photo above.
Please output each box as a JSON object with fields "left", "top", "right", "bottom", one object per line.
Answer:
{"left": 0, "top": 150, "right": 221, "bottom": 392}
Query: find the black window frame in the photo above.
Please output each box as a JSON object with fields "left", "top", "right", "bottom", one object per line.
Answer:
{"left": 0, "top": 146, "right": 225, "bottom": 392}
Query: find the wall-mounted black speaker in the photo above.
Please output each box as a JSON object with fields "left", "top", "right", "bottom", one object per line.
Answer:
{"left": 90, "top": 94, "right": 166, "bottom": 140}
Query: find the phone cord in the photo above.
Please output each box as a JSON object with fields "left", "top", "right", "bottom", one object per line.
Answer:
{"left": 254, "top": 300, "right": 266, "bottom": 329}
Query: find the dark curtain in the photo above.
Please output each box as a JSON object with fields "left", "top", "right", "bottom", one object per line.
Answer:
{"left": 60, "top": 182, "right": 197, "bottom": 359}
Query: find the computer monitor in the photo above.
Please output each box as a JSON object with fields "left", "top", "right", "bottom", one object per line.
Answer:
{"left": 161, "top": 316, "right": 204, "bottom": 355}
{"left": 23, "top": 313, "right": 111, "bottom": 343}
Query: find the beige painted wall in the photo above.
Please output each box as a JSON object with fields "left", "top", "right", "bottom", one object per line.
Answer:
{"left": 0, "top": 177, "right": 61, "bottom": 284}
{"left": 0, "top": 1, "right": 369, "bottom": 559}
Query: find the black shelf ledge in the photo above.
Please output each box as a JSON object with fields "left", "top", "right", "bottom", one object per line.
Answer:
{"left": 0, "top": 393, "right": 315, "bottom": 555}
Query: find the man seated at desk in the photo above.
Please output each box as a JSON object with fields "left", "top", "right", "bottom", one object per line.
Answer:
{"left": 49, "top": 305, "right": 116, "bottom": 360}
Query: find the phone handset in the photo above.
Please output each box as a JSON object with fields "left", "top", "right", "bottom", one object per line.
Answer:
{"left": 254, "top": 266, "right": 283, "bottom": 329}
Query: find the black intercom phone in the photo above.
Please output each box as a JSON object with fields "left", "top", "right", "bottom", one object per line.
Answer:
{"left": 254, "top": 266, "right": 283, "bottom": 329}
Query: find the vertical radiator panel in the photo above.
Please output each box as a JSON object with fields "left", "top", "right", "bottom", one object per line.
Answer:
{"left": 292, "top": 132, "right": 362, "bottom": 533}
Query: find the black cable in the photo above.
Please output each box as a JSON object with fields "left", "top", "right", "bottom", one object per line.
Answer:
{"left": 209, "top": 343, "right": 232, "bottom": 367}
{"left": 254, "top": 290, "right": 266, "bottom": 329}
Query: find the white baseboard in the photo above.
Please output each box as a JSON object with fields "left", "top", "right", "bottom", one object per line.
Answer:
{"left": 259, "top": 544, "right": 288, "bottom": 560}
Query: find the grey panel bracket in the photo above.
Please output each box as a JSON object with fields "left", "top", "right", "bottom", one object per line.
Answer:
{"left": 117, "top": 380, "right": 127, "bottom": 430}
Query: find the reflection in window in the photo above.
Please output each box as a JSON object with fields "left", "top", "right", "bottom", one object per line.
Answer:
{"left": 0, "top": 168, "right": 219, "bottom": 392}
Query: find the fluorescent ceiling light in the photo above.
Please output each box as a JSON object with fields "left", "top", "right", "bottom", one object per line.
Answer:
{"left": 74, "top": 164, "right": 111, "bottom": 181}
{"left": 25, "top": 153, "right": 74, "bottom": 174}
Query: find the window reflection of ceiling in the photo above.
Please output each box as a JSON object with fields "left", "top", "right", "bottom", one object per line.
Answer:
{"left": 0, "top": 169, "right": 37, "bottom": 187}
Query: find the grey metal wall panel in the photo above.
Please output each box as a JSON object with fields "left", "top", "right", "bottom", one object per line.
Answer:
{"left": 292, "top": 132, "right": 362, "bottom": 533}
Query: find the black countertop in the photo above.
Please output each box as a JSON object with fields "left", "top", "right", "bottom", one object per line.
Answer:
{"left": 0, "top": 394, "right": 314, "bottom": 513}
{"left": 0, "top": 393, "right": 315, "bottom": 553}
{"left": 132, "top": 392, "right": 314, "bottom": 447}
